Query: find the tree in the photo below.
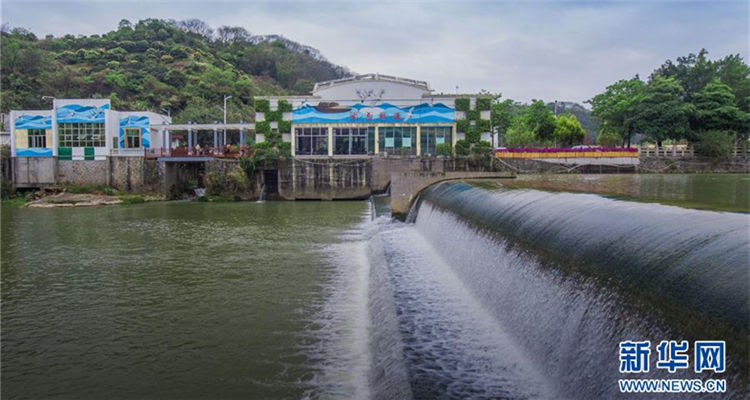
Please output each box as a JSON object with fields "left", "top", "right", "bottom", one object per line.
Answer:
{"left": 216, "top": 26, "right": 251, "bottom": 43}
{"left": 554, "top": 114, "right": 586, "bottom": 146}
{"left": 632, "top": 76, "right": 693, "bottom": 146}
{"left": 491, "top": 99, "right": 519, "bottom": 139}
{"left": 652, "top": 49, "right": 715, "bottom": 101}
{"left": 521, "top": 100, "right": 556, "bottom": 142}
{"left": 588, "top": 77, "right": 645, "bottom": 146}
{"left": 504, "top": 119, "right": 535, "bottom": 146}
{"left": 692, "top": 80, "right": 749, "bottom": 134}
{"left": 174, "top": 19, "right": 214, "bottom": 39}
{"left": 596, "top": 126, "right": 622, "bottom": 147}
{"left": 118, "top": 19, "right": 133, "bottom": 30}
{"left": 714, "top": 54, "right": 750, "bottom": 114}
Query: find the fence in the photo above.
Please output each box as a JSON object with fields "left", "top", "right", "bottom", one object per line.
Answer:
{"left": 639, "top": 145, "right": 749, "bottom": 158}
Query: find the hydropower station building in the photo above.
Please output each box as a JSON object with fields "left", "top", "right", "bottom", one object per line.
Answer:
{"left": 255, "top": 73, "right": 492, "bottom": 157}
{"left": 9, "top": 74, "right": 491, "bottom": 162}
{"left": 6, "top": 74, "right": 494, "bottom": 188}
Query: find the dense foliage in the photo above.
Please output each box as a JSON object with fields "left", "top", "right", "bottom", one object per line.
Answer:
{"left": 1, "top": 19, "right": 349, "bottom": 123}
{"left": 589, "top": 49, "right": 750, "bottom": 149}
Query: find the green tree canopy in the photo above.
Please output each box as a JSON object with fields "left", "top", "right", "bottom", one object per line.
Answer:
{"left": 692, "top": 80, "right": 749, "bottom": 134}
{"left": 554, "top": 114, "right": 586, "bottom": 146}
{"left": 632, "top": 76, "right": 693, "bottom": 145}
{"left": 588, "top": 77, "right": 645, "bottom": 146}
{"left": 490, "top": 98, "right": 521, "bottom": 138}
{"left": 521, "top": 99, "right": 556, "bottom": 142}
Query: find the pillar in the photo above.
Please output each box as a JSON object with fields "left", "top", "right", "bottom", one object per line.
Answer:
{"left": 213, "top": 127, "right": 218, "bottom": 153}
{"left": 452, "top": 123, "right": 457, "bottom": 150}
{"left": 187, "top": 127, "right": 193, "bottom": 154}
{"left": 416, "top": 125, "right": 422, "bottom": 156}
{"left": 327, "top": 125, "right": 333, "bottom": 157}
{"left": 374, "top": 125, "right": 379, "bottom": 155}
{"left": 291, "top": 125, "right": 296, "bottom": 157}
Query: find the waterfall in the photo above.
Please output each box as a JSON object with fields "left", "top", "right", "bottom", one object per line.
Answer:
{"left": 313, "top": 181, "right": 749, "bottom": 399}
{"left": 257, "top": 184, "right": 266, "bottom": 202}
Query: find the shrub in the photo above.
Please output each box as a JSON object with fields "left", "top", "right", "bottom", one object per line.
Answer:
{"left": 694, "top": 130, "right": 735, "bottom": 159}
{"left": 254, "top": 98, "right": 270, "bottom": 112}
{"left": 471, "top": 140, "right": 493, "bottom": 161}
{"left": 226, "top": 165, "right": 249, "bottom": 193}
{"left": 266, "top": 110, "right": 281, "bottom": 122}
{"left": 476, "top": 97, "right": 492, "bottom": 111}
{"left": 476, "top": 119, "right": 491, "bottom": 132}
{"left": 278, "top": 141, "right": 292, "bottom": 157}
{"left": 278, "top": 120, "right": 291, "bottom": 134}
{"left": 436, "top": 143, "right": 453, "bottom": 157}
{"left": 278, "top": 100, "right": 292, "bottom": 113}
{"left": 455, "top": 97, "right": 470, "bottom": 112}
{"left": 204, "top": 171, "right": 225, "bottom": 195}
{"left": 255, "top": 120, "right": 270, "bottom": 135}
{"left": 454, "top": 139, "right": 471, "bottom": 156}
{"left": 456, "top": 119, "right": 471, "bottom": 133}
{"left": 467, "top": 109, "right": 480, "bottom": 121}
{"left": 465, "top": 127, "right": 481, "bottom": 143}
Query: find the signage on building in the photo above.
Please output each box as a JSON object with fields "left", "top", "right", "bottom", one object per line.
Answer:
{"left": 292, "top": 102, "right": 455, "bottom": 124}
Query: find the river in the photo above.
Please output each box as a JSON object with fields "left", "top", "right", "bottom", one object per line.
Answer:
{"left": 2, "top": 174, "right": 748, "bottom": 399}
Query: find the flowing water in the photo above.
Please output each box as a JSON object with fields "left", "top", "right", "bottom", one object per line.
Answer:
{"left": 2, "top": 176, "right": 748, "bottom": 399}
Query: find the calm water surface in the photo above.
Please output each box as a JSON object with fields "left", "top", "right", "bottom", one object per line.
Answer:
{"left": 500, "top": 173, "right": 749, "bottom": 212}
{"left": 2, "top": 173, "right": 748, "bottom": 399}
{"left": 1, "top": 201, "right": 367, "bottom": 399}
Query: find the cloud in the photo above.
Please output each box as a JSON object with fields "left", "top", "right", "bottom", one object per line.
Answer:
{"left": 2, "top": 0, "right": 748, "bottom": 104}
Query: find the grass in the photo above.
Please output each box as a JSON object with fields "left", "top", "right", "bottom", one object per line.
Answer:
{"left": 1, "top": 196, "right": 27, "bottom": 208}
{"left": 119, "top": 195, "right": 145, "bottom": 205}
{"left": 66, "top": 185, "right": 118, "bottom": 196}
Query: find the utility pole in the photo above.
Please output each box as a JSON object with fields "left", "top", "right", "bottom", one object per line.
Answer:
{"left": 223, "top": 94, "right": 232, "bottom": 147}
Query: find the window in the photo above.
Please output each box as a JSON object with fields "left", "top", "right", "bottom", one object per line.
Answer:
{"left": 295, "top": 127, "right": 328, "bottom": 155}
{"left": 27, "top": 129, "right": 47, "bottom": 148}
{"left": 378, "top": 126, "right": 417, "bottom": 156}
{"left": 421, "top": 126, "right": 453, "bottom": 156}
{"left": 334, "top": 127, "right": 372, "bottom": 155}
{"left": 124, "top": 128, "right": 141, "bottom": 148}
{"left": 58, "top": 122, "right": 105, "bottom": 147}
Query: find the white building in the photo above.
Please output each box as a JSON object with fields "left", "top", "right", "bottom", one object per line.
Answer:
{"left": 255, "top": 73, "right": 492, "bottom": 157}
{"left": 9, "top": 99, "right": 170, "bottom": 160}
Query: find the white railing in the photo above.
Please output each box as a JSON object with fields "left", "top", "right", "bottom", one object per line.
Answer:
{"left": 639, "top": 145, "right": 749, "bottom": 158}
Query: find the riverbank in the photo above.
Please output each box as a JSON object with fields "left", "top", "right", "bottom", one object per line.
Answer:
{"left": 2, "top": 185, "right": 164, "bottom": 208}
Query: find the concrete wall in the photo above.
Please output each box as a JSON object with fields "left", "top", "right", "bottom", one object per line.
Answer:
{"left": 57, "top": 160, "right": 108, "bottom": 186}
{"left": 109, "top": 157, "right": 161, "bottom": 191}
{"left": 278, "top": 158, "right": 372, "bottom": 200}
{"left": 13, "top": 157, "right": 56, "bottom": 187}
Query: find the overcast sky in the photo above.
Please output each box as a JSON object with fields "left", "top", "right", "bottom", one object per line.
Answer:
{"left": 2, "top": 0, "right": 748, "bottom": 104}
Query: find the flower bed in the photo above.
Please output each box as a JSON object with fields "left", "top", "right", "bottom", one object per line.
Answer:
{"left": 494, "top": 147, "right": 638, "bottom": 158}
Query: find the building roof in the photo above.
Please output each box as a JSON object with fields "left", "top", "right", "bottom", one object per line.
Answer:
{"left": 313, "top": 73, "right": 431, "bottom": 94}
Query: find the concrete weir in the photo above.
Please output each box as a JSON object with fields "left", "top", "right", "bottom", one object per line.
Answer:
{"left": 389, "top": 171, "right": 514, "bottom": 218}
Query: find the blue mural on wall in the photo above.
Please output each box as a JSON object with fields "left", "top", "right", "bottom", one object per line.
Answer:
{"left": 15, "top": 114, "right": 52, "bottom": 129}
{"left": 56, "top": 103, "right": 109, "bottom": 123}
{"left": 292, "top": 102, "right": 455, "bottom": 124}
{"left": 14, "top": 114, "right": 53, "bottom": 156}
{"left": 119, "top": 115, "right": 151, "bottom": 148}
{"left": 17, "top": 148, "right": 53, "bottom": 157}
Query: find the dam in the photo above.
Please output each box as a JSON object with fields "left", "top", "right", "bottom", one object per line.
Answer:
{"left": 1, "top": 175, "right": 748, "bottom": 399}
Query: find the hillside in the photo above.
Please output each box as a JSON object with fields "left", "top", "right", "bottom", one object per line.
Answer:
{"left": 1, "top": 18, "right": 351, "bottom": 123}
